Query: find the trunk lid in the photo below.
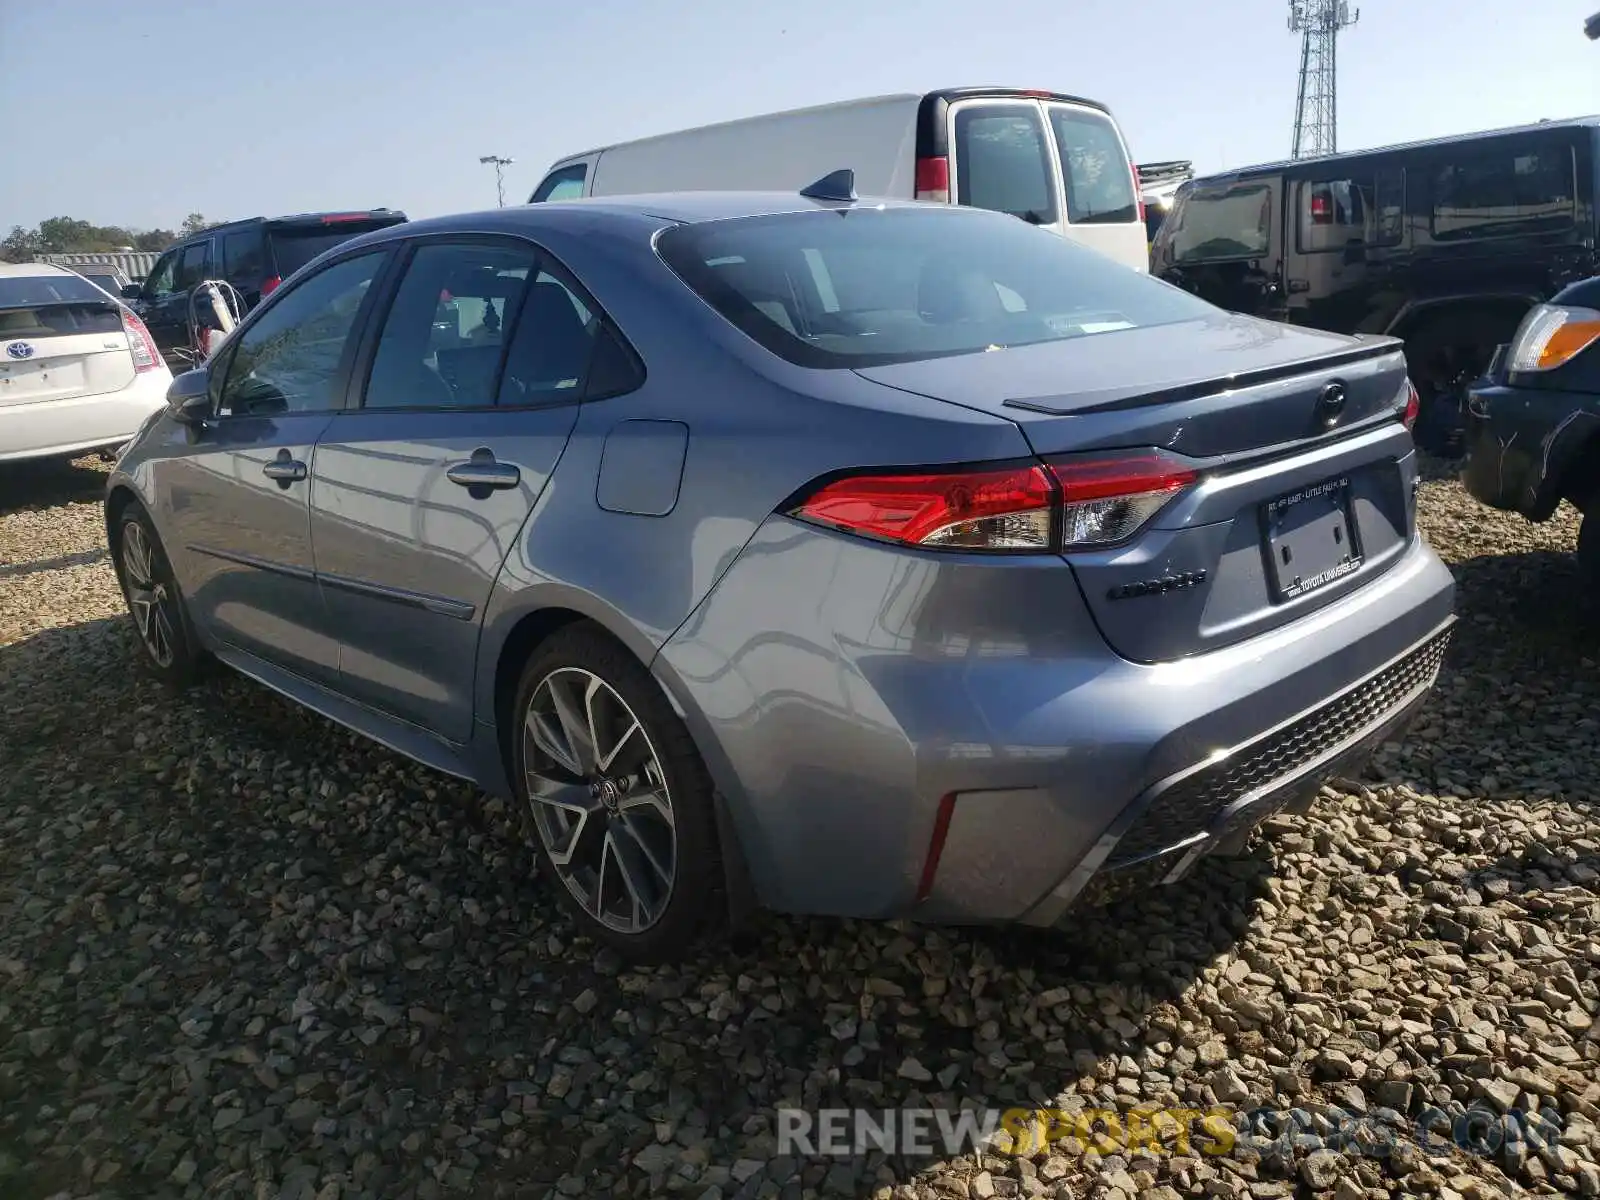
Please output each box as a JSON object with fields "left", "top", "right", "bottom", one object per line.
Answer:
{"left": 855, "top": 314, "right": 1419, "bottom": 663}
{"left": 0, "top": 301, "right": 135, "bottom": 408}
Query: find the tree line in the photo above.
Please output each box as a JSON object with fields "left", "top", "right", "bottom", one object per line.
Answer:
{"left": 0, "top": 213, "right": 222, "bottom": 263}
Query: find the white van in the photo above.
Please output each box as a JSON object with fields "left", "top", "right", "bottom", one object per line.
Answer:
{"left": 528, "top": 88, "right": 1151, "bottom": 273}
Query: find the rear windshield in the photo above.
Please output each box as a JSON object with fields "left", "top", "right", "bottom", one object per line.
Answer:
{"left": 0, "top": 274, "right": 112, "bottom": 308}
{"left": 655, "top": 206, "right": 1215, "bottom": 369}
{"left": 1049, "top": 107, "right": 1139, "bottom": 225}
{"left": 0, "top": 275, "right": 122, "bottom": 338}
{"left": 269, "top": 223, "right": 396, "bottom": 277}
{"left": 1164, "top": 184, "right": 1273, "bottom": 263}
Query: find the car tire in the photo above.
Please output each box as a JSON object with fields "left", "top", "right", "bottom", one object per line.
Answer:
{"left": 512, "top": 624, "right": 726, "bottom": 964}
{"left": 111, "top": 502, "right": 209, "bottom": 688}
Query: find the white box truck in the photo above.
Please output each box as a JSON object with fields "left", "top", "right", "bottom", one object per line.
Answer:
{"left": 527, "top": 87, "right": 1151, "bottom": 273}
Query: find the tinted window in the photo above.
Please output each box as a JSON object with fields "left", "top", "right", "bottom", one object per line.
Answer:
{"left": 81, "top": 273, "right": 121, "bottom": 294}
{"left": 497, "top": 271, "right": 603, "bottom": 405}
{"left": 1049, "top": 107, "right": 1138, "bottom": 225}
{"left": 656, "top": 206, "right": 1215, "bottom": 370}
{"left": 223, "top": 229, "right": 265, "bottom": 281}
{"left": 144, "top": 250, "right": 179, "bottom": 298}
{"left": 364, "top": 242, "right": 537, "bottom": 410}
{"left": 1164, "top": 184, "right": 1272, "bottom": 263}
{"left": 0, "top": 274, "right": 110, "bottom": 307}
{"left": 269, "top": 223, "right": 395, "bottom": 278}
{"left": 953, "top": 105, "right": 1057, "bottom": 225}
{"left": 1430, "top": 143, "right": 1576, "bottom": 241}
{"left": 532, "top": 166, "right": 587, "bottom": 203}
{"left": 218, "top": 251, "right": 385, "bottom": 417}
{"left": 176, "top": 242, "right": 211, "bottom": 290}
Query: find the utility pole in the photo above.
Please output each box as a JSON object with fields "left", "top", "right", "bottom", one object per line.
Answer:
{"left": 478, "top": 155, "right": 514, "bottom": 208}
{"left": 1288, "top": 0, "right": 1359, "bottom": 159}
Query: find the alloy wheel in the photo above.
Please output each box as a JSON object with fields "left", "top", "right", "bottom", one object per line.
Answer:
{"left": 120, "top": 522, "right": 177, "bottom": 669}
{"left": 522, "top": 667, "right": 678, "bottom": 934}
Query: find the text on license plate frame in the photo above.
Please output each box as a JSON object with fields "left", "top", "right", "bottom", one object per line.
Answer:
{"left": 1261, "top": 474, "right": 1363, "bottom": 602}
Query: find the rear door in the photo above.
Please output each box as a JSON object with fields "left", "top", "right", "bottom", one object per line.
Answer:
{"left": 1042, "top": 101, "right": 1147, "bottom": 272}
{"left": 308, "top": 236, "right": 595, "bottom": 741}
{"left": 0, "top": 274, "right": 134, "bottom": 410}
{"left": 947, "top": 97, "right": 1066, "bottom": 239}
{"left": 136, "top": 246, "right": 187, "bottom": 361}
{"left": 220, "top": 225, "right": 269, "bottom": 305}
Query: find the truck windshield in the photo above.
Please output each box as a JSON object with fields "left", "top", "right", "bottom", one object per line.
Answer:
{"left": 656, "top": 205, "right": 1216, "bottom": 369}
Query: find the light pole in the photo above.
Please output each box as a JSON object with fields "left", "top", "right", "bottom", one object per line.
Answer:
{"left": 478, "top": 155, "right": 514, "bottom": 207}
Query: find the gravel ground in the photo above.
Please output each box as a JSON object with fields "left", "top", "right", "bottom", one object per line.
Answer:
{"left": 1, "top": 453, "right": 1597, "bottom": 1200}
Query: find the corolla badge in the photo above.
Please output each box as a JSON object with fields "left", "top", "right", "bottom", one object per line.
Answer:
{"left": 5, "top": 342, "right": 35, "bottom": 360}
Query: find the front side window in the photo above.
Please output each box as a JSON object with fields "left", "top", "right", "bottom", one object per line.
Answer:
{"left": 144, "top": 251, "right": 179, "bottom": 299}
{"left": 1164, "top": 183, "right": 1273, "bottom": 263}
{"left": 1049, "top": 107, "right": 1139, "bottom": 225}
{"left": 218, "top": 251, "right": 386, "bottom": 417}
{"left": 176, "top": 241, "right": 211, "bottom": 291}
{"left": 656, "top": 206, "right": 1216, "bottom": 369}
{"left": 953, "top": 104, "right": 1057, "bottom": 225}
{"left": 531, "top": 165, "right": 587, "bottom": 203}
{"left": 364, "top": 241, "right": 538, "bottom": 410}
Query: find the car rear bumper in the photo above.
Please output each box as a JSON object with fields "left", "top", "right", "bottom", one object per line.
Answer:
{"left": 1460, "top": 379, "right": 1600, "bottom": 521}
{"left": 655, "top": 515, "right": 1457, "bottom": 924}
{"left": 0, "top": 371, "right": 170, "bottom": 463}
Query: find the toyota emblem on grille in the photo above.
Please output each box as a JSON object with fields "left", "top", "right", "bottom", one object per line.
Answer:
{"left": 5, "top": 342, "right": 34, "bottom": 360}
{"left": 1316, "top": 381, "right": 1348, "bottom": 428}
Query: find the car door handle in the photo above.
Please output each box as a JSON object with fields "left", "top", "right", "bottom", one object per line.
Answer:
{"left": 446, "top": 455, "right": 520, "bottom": 490}
{"left": 262, "top": 458, "right": 307, "bottom": 482}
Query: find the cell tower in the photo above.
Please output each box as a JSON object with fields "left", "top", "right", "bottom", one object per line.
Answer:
{"left": 1288, "top": 0, "right": 1359, "bottom": 159}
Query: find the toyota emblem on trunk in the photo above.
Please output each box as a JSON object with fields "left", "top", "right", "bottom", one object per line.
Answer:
{"left": 1316, "top": 381, "right": 1347, "bottom": 428}
{"left": 5, "top": 342, "right": 34, "bottom": 360}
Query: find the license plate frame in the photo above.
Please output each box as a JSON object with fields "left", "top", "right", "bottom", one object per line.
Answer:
{"left": 1261, "top": 474, "right": 1363, "bottom": 602}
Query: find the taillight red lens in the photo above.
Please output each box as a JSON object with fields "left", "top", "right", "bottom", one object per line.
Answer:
{"left": 1402, "top": 379, "right": 1420, "bottom": 430}
{"left": 915, "top": 156, "right": 950, "bottom": 204}
{"left": 1047, "top": 451, "right": 1199, "bottom": 548}
{"left": 787, "top": 451, "right": 1201, "bottom": 553}
{"left": 121, "top": 308, "right": 162, "bottom": 373}
{"left": 261, "top": 275, "right": 282, "bottom": 297}
{"left": 790, "top": 464, "right": 1055, "bottom": 551}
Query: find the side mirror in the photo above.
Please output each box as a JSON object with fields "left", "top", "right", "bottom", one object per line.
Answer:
{"left": 167, "top": 369, "right": 212, "bottom": 425}
{"left": 121, "top": 284, "right": 143, "bottom": 301}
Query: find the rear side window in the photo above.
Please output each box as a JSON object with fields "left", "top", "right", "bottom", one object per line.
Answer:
{"left": 223, "top": 229, "right": 266, "bottom": 281}
{"left": 1049, "top": 107, "right": 1138, "bottom": 225}
{"left": 176, "top": 242, "right": 212, "bottom": 290}
{"left": 1164, "top": 184, "right": 1273, "bottom": 263}
{"left": 531, "top": 165, "right": 587, "bottom": 203}
{"left": 1430, "top": 142, "right": 1577, "bottom": 242}
{"left": 1297, "top": 170, "right": 1405, "bottom": 252}
{"left": 655, "top": 206, "right": 1215, "bottom": 370}
{"left": 953, "top": 105, "right": 1057, "bottom": 225}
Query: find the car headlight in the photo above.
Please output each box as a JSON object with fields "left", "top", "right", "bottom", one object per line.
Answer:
{"left": 1506, "top": 303, "right": 1600, "bottom": 373}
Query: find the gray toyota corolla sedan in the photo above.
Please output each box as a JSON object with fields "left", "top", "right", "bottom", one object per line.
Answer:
{"left": 105, "top": 181, "right": 1456, "bottom": 962}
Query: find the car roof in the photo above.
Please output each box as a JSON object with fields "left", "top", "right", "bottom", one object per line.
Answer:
{"left": 1186, "top": 115, "right": 1600, "bottom": 186}
{"left": 349, "top": 190, "right": 947, "bottom": 246}
{"left": 0, "top": 261, "right": 76, "bottom": 279}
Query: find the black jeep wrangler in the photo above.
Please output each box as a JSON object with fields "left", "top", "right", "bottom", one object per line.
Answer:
{"left": 1150, "top": 117, "right": 1600, "bottom": 455}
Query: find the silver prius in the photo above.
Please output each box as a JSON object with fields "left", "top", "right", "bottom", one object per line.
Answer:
{"left": 104, "top": 184, "right": 1456, "bottom": 962}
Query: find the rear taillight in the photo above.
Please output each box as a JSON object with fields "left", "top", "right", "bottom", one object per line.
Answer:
{"left": 261, "top": 275, "right": 282, "bottom": 297}
{"left": 121, "top": 308, "right": 162, "bottom": 373}
{"left": 915, "top": 156, "right": 950, "bottom": 205}
{"left": 790, "top": 464, "right": 1056, "bottom": 551}
{"left": 1402, "top": 379, "right": 1420, "bottom": 430}
{"left": 786, "top": 450, "right": 1199, "bottom": 553}
{"left": 1048, "top": 450, "right": 1199, "bottom": 548}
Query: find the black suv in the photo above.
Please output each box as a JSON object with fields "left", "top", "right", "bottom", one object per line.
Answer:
{"left": 1150, "top": 118, "right": 1600, "bottom": 452}
{"left": 124, "top": 210, "right": 407, "bottom": 366}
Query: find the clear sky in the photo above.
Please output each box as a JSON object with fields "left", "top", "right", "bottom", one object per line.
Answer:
{"left": 2, "top": 0, "right": 1596, "bottom": 233}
